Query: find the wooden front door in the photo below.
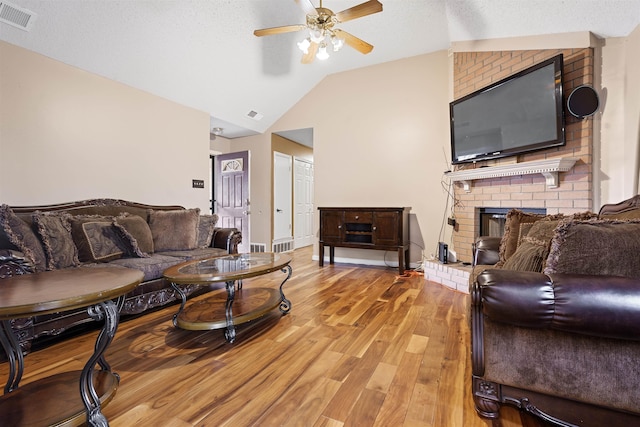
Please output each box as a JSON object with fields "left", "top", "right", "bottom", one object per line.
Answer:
{"left": 214, "top": 151, "right": 249, "bottom": 253}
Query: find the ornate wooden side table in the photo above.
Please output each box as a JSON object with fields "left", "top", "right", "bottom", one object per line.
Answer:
{"left": 0, "top": 267, "right": 143, "bottom": 426}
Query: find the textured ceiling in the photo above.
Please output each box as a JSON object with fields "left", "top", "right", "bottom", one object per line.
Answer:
{"left": 1, "top": 0, "right": 639, "bottom": 144}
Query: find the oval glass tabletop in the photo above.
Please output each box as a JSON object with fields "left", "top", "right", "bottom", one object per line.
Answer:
{"left": 163, "top": 252, "right": 293, "bottom": 284}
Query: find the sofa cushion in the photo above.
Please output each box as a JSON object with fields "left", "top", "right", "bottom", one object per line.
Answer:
{"left": 109, "top": 254, "right": 184, "bottom": 281}
{"left": 502, "top": 219, "right": 560, "bottom": 272}
{"left": 196, "top": 214, "right": 219, "bottom": 248}
{"left": 156, "top": 247, "right": 227, "bottom": 261}
{"left": 0, "top": 205, "right": 47, "bottom": 272}
{"left": 148, "top": 208, "right": 199, "bottom": 252}
{"left": 33, "top": 212, "right": 80, "bottom": 270}
{"left": 544, "top": 219, "right": 640, "bottom": 279}
{"left": 114, "top": 213, "right": 154, "bottom": 256}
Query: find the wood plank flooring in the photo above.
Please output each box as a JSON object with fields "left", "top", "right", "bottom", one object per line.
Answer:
{"left": 1, "top": 246, "right": 530, "bottom": 426}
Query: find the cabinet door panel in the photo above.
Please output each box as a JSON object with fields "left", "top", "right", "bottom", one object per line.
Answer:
{"left": 373, "top": 211, "right": 400, "bottom": 246}
{"left": 320, "top": 211, "right": 343, "bottom": 243}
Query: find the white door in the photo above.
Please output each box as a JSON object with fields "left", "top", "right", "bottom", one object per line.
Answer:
{"left": 294, "top": 158, "right": 314, "bottom": 248}
{"left": 273, "top": 152, "right": 292, "bottom": 244}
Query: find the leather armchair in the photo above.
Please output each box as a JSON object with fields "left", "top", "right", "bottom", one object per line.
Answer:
{"left": 470, "top": 195, "right": 640, "bottom": 426}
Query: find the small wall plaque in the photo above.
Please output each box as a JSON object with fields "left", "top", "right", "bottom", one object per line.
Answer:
{"left": 192, "top": 179, "right": 205, "bottom": 189}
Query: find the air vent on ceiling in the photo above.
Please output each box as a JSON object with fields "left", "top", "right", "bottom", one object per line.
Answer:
{"left": 246, "top": 110, "right": 263, "bottom": 121}
{"left": 0, "top": 1, "right": 36, "bottom": 31}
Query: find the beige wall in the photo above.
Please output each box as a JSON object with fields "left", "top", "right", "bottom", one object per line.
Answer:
{"left": 600, "top": 24, "right": 640, "bottom": 203}
{"left": 269, "top": 51, "right": 451, "bottom": 265}
{"left": 224, "top": 133, "right": 271, "bottom": 248}
{"left": 0, "top": 41, "right": 211, "bottom": 211}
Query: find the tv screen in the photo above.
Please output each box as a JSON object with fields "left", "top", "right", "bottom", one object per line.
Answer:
{"left": 450, "top": 54, "right": 565, "bottom": 164}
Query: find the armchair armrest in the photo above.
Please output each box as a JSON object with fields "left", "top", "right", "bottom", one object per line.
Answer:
{"left": 211, "top": 228, "right": 242, "bottom": 254}
{"left": 477, "top": 269, "right": 640, "bottom": 341}
{"left": 0, "top": 249, "right": 35, "bottom": 278}
{"left": 473, "top": 236, "right": 501, "bottom": 266}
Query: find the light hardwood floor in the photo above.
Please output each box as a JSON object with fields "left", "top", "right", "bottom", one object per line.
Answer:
{"left": 1, "top": 246, "right": 531, "bottom": 426}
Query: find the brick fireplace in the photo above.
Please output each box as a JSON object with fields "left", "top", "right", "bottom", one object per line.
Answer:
{"left": 451, "top": 48, "right": 595, "bottom": 263}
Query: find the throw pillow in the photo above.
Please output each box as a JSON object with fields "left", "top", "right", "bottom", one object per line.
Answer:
{"left": 0, "top": 204, "right": 47, "bottom": 272}
{"left": 196, "top": 214, "right": 219, "bottom": 248}
{"left": 544, "top": 218, "right": 640, "bottom": 279}
{"left": 114, "top": 213, "right": 154, "bottom": 257}
{"left": 69, "top": 215, "right": 126, "bottom": 262}
{"left": 33, "top": 211, "right": 80, "bottom": 270}
{"left": 148, "top": 208, "right": 200, "bottom": 252}
{"left": 499, "top": 210, "right": 550, "bottom": 263}
{"left": 502, "top": 219, "right": 560, "bottom": 272}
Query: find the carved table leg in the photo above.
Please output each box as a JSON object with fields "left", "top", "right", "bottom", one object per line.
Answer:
{"left": 224, "top": 280, "right": 236, "bottom": 343}
{"left": 0, "top": 319, "right": 24, "bottom": 393}
{"left": 279, "top": 265, "right": 292, "bottom": 313}
{"left": 81, "top": 297, "right": 122, "bottom": 427}
{"left": 171, "top": 282, "right": 188, "bottom": 327}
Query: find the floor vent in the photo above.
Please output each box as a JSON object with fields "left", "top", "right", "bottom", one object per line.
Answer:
{"left": 272, "top": 240, "right": 293, "bottom": 253}
{"left": 0, "top": 1, "right": 36, "bottom": 31}
{"left": 250, "top": 243, "right": 266, "bottom": 253}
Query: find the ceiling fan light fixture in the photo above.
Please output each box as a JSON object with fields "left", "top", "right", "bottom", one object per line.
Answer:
{"left": 331, "top": 35, "right": 344, "bottom": 51}
{"left": 253, "top": 0, "right": 383, "bottom": 64}
{"left": 297, "top": 37, "right": 311, "bottom": 53}
{"left": 309, "top": 28, "right": 324, "bottom": 43}
{"left": 316, "top": 43, "right": 330, "bottom": 60}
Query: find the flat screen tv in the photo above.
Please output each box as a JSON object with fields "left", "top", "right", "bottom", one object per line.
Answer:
{"left": 450, "top": 54, "right": 565, "bottom": 165}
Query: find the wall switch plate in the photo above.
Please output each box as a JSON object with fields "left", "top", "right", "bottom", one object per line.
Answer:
{"left": 192, "top": 179, "right": 205, "bottom": 189}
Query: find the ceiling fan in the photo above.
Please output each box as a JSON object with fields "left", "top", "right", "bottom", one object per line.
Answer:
{"left": 253, "top": 0, "right": 383, "bottom": 64}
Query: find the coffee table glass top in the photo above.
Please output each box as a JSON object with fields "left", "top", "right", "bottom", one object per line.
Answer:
{"left": 163, "top": 252, "right": 293, "bottom": 284}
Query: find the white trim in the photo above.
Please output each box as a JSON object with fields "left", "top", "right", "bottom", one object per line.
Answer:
{"left": 445, "top": 157, "right": 578, "bottom": 192}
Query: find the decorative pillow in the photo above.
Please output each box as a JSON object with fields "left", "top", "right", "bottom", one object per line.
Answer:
{"left": 148, "top": 208, "right": 200, "bottom": 252}
{"left": 502, "top": 219, "right": 560, "bottom": 272}
{"left": 499, "top": 210, "right": 551, "bottom": 263}
{"left": 196, "top": 214, "right": 219, "bottom": 248}
{"left": 544, "top": 218, "right": 640, "bottom": 279}
{"left": 114, "top": 213, "right": 154, "bottom": 257}
{"left": 0, "top": 205, "right": 47, "bottom": 272}
{"left": 69, "top": 215, "right": 128, "bottom": 262}
{"left": 33, "top": 212, "right": 80, "bottom": 270}
{"left": 516, "top": 222, "right": 535, "bottom": 247}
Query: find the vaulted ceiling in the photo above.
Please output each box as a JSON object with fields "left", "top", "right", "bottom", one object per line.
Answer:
{"left": 1, "top": 0, "right": 638, "bottom": 142}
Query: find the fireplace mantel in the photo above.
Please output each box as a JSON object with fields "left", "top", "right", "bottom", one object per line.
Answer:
{"left": 445, "top": 157, "right": 578, "bottom": 192}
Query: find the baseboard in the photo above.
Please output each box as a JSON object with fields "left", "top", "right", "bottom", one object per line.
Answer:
{"left": 311, "top": 255, "right": 419, "bottom": 270}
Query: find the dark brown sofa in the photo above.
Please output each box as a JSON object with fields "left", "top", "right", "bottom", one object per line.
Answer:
{"left": 470, "top": 195, "right": 640, "bottom": 426}
{"left": 0, "top": 199, "right": 241, "bottom": 355}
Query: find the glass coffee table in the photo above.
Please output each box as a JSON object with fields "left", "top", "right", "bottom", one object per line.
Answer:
{"left": 163, "top": 252, "right": 292, "bottom": 343}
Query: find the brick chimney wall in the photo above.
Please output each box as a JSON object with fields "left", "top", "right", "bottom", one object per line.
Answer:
{"left": 451, "top": 48, "right": 594, "bottom": 263}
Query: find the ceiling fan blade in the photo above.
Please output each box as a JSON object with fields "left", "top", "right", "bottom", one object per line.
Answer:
{"left": 295, "top": 0, "right": 318, "bottom": 17}
{"left": 254, "top": 24, "right": 306, "bottom": 37}
{"left": 335, "top": 0, "right": 383, "bottom": 23}
{"left": 333, "top": 29, "right": 374, "bottom": 54}
{"left": 301, "top": 41, "right": 319, "bottom": 64}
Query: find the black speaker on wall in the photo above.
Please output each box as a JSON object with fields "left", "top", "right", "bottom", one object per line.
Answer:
{"left": 567, "top": 85, "right": 600, "bottom": 119}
